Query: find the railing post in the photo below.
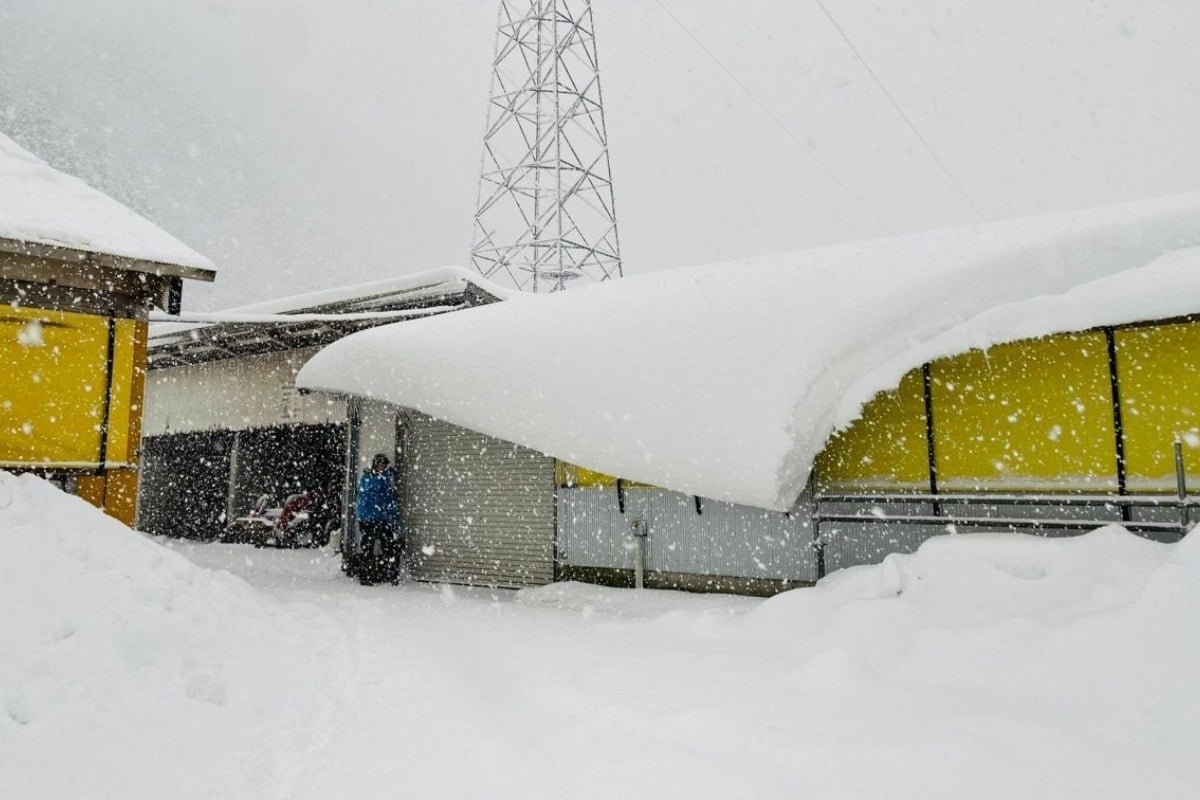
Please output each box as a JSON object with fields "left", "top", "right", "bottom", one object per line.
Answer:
{"left": 631, "top": 516, "right": 647, "bottom": 589}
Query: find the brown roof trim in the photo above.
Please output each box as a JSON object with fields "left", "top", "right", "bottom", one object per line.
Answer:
{"left": 0, "top": 235, "right": 215, "bottom": 283}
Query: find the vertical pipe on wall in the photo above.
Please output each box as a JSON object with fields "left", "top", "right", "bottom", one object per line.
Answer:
{"left": 631, "top": 516, "right": 647, "bottom": 589}
{"left": 1104, "top": 327, "right": 1131, "bottom": 523}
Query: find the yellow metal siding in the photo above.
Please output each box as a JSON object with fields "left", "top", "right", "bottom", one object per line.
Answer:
{"left": 1115, "top": 323, "right": 1200, "bottom": 490}
{"left": 2, "top": 307, "right": 145, "bottom": 525}
{"left": 103, "top": 318, "right": 143, "bottom": 465}
{"left": 103, "top": 468, "right": 140, "bottom": 527}
{"left": 818, "top": 330, "right": 1130, "bottom": 493}
{"left": 556, "top": 461, "right": 654, "bottom": 489}
{"left": 930, "top": 332, "right": 1117, "bottom": 491}
{"left": 0, "top": 306, "right": 109, "bottom": 466}
{"left": 75, "top": 474, "right": 106, "bottom": 508}
{"left": 814, "top": 369, "right": 929, "bottom": 490}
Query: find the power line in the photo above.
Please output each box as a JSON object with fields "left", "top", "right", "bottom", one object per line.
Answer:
{"left": 810, "top": 0, "right": 986, "bottom": 221}
{"left": 652, "top": 0, "right": 891, "bottom": 232}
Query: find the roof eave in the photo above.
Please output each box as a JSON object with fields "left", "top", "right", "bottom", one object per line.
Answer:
{"left": 0, "top": 235, "right": 216, "bottom": 283}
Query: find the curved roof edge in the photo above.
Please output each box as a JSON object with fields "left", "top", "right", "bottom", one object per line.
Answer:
{"left": 298, "top": 192, "right": 1200, "bottom": 511}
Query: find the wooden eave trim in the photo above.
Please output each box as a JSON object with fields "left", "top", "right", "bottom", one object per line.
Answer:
{"left": 0, "top": 235, "right": 215, "bottom": 283}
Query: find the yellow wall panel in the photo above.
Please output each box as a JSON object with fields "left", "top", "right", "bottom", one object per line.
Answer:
{"left": 815, "top": 369, "right": 929, "bottom": 490}
{"left": 557, "top": 461, "right": 617, "bottom": 488}
{"left": 104, "top": 319, "right": 143, "bottom": 464}
{"left": 0, "top": 307, "right": 109, "bottom": 466}
{"left": 75, "top": 474, "right": 106, "bottom": 509}
{"left": 556, "top": 461, "right": 654, "bottom": 489}
{"left": 1115, "top": 323, "right": 1200, "bottom": 490}
{"left": 930, "top": 332, "right": 1116, "bottom": 491}
{"left": 103, "top": 468, "right": 140, "bottom": 527}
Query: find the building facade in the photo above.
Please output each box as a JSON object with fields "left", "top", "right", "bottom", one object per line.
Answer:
{"left": 1, "top": 132, "right": 215, "bottom": 525}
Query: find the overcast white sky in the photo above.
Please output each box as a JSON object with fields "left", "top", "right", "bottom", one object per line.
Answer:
{"left": 1, "top": 0, "right": 1197, "bottom": 310}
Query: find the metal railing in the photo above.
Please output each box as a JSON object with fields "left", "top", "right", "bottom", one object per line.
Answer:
{"left": 810, "top": 440, "right": 1196, "bottom": 579}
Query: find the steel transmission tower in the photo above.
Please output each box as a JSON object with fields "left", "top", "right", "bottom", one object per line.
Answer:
{"left": 470, "top": 0, "right": 623, "bottom": 292}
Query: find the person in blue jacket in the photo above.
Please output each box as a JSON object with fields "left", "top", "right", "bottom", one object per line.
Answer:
{"left": 355, "top": 452, "right": 401, "bottom": 585}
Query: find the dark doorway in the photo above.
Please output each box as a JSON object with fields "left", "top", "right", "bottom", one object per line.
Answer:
{"left": 229, "top": 424, "right": 346, "bottom": 519}
{"left": 139, "top": 430, "right": 233, "bottom": 539}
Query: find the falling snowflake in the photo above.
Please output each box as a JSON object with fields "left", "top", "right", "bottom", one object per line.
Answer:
{"left": 17, "top": 320, "right": 44, "bottom": 347}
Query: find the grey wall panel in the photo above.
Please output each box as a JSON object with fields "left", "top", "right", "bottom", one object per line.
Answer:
{"left": 555, "top": 487, "right": 632, "bottom": 569}
{"left": 644, "top": 490, "right": 811, "bottom": 580}
{"left": 558, "top": 487, "right": 815, "bottom": 581}
{"left": 402, "top": 415, "right": 556, "bottom": 588}
{"left": 818, "top": 498, "right": 1145, "bottom": 573}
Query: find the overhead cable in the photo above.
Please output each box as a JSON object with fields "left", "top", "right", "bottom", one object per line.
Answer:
{"left": 652, "top": 0, "right": 892, "bottom": 232}
{"left": 810, "top": 0, "right": 986, "bottom": 221}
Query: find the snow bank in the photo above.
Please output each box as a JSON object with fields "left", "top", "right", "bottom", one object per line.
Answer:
{"left": 0, "top": 473, "right": 329, "bottom": 798}
{"left": 516, "top": 580, "right": 759, "bottom": 618}
{"left": 736, "top": 527, "right": 1200, "bottom": 798}
{"left": 0, "top": 131, "right": 212, "bottom": 270}
{"left": 3, "top": 472, "right": 1198, "bottom": 797}
{"left": 298, "top": 192, "right": 1200, "bottom": 510}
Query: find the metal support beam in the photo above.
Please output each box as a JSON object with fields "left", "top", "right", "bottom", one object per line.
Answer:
{"left": 1104, "top": 326, "right": 1131, "bottom": 522}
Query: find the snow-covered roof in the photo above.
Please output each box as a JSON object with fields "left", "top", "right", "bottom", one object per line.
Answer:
{"left": 149, "top": 266, "right": 509, "bottom": 336}
{"left": 197, "top": 266, "right": 513, "bottom": 318}
{"left": 147, "top": 266, "right": 509, "bottom": 369}
{"left": 0, "top": 131, "right": 214, "bottom": 276}
{"left": 297, "top": 192, "right": 1200, "bottom": 511}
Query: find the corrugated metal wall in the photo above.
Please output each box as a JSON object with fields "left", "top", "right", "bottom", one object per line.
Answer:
{"left": 403, "top": 415, "right": 556, "bottom": 588}
{"left": 816, "top": 498, "right": 1159, "bottom": 574}
{"left": 559, "top": 487, "right": 815, "bottom": 582}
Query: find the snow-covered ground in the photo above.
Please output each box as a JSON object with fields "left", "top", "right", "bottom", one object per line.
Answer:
{"left": 3, "top": 471, "right": 1198, "bottom": 798}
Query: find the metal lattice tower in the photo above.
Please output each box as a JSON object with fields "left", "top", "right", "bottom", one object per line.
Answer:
{"left": 470, "top": 0, "right": 623, "bottom": 293}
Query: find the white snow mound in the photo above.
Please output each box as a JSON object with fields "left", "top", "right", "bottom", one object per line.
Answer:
{"left": 0, "top": 473, "right": 326, "bottom": 798}
{"left": 298, "top": 191, "right": 1200, "bottom": 510}
{"left": 2, "top": 471, "right": 1198, "bottom": 797}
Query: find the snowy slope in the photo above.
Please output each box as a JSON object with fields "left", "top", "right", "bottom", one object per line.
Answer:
{"left": 0, "top": 131, "right": 212, "bottom": 270}
{"left": 0, "top": 472, "right": 332, "bottom": 798}
{"left": 3, "top": 471, "right": 1198, "bottom": 798}
{"left": 298, "top": 192, "right": 1200, "bottom": 510}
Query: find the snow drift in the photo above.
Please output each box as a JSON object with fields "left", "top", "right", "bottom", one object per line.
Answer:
{"left": 0, "top": 131, "right": 212, "bottom": 270}
{"left": 2, "top": 471, "right": 1199, "bottom": 797}
{"left": 298, "top": 191, "right": 1200, "bottom": 510}
{"left": 0, "top": 472, "right": 330, "bottom": 798}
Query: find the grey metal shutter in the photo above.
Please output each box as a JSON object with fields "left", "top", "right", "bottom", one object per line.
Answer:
{"left": 402, "top": 415, "right": 555, "bottom": 588}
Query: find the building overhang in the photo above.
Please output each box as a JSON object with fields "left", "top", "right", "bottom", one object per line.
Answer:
{"left": 147, "top": 274, "right": 502, "bottom": 370}
{"left": 0, "top": 235, "right": 216, "bottom": 318}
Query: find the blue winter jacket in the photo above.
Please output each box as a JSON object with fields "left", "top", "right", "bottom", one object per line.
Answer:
{"left": 357, "top": 467, "right": 399, "bottom": 523}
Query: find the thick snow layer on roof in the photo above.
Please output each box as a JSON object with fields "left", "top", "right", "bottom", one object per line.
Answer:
{"left": 0, "top": 131, "right": 212, "bottom": 271}
{"left": 298, "top": 192, "right": 1200, "bottom": 510}
{"left": 207, "top": 266, "right": 512, "bottom": 316}
{"left": 147, "top": 265, "right": 509, "bottom": 339}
